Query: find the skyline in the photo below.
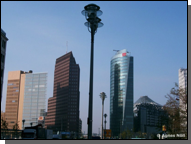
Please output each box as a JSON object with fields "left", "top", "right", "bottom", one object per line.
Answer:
{"left": 1, "top": 1, "right": 187, "bottom": 134}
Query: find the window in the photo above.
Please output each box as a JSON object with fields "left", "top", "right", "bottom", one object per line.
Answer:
{"left": 1, "top": 54, "right": 5, "bottom": 63}
{"left": 1, "top": 69, "right": 3, "bottom": 77}
{"left": 8, "top": 83, "right": 14, "bottom": 86}
{"left": 2, "top": 40, "right": 6, "bottom": 48}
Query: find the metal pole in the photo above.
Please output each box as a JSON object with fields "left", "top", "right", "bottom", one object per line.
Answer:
{"left": 88, "top": 25, "right": 94, "bottom": 139}
{"left": 61, "top": 117, "right": 62, "bottom": 132}
{"left": 102, "top": 99, "right": 104, "bottom": 139}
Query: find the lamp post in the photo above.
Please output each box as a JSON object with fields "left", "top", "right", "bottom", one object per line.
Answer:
{"left": 22, "top": 119, "right": 25, "bottom": 130}
{"left": 82, "top": 4, "right": 103, "bottom": 139}
{"left": 100, "top": 92, "right": 106, "bottom": 139}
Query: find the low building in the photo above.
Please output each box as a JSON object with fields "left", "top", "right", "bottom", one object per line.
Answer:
{"left": 134, "top": 96, "right": 168, "bottom": 136}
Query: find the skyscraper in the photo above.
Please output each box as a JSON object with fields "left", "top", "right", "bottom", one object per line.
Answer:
{"left": 110, "top": 49, "right": 134, "bottom": 138}
{"left": 5, "top": 70, "right": 24, "bottom": 129}
{"left": 5, "top": 70, "right": 47, "bottom": 129}
{"left": 1, "top": 28, "right": 8, "bottom": 102}
{"left": 45, "top": 52, "right": 80, "bottom": 136}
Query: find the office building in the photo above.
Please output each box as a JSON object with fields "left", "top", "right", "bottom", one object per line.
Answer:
{"left": 1, "top": 29, "right": 8, "bottom": 102}
{"left": 45, "top": 52, "right": 80, "bottom": 136}
{"left": 179, "top": 68, "right": 187, "bottom": 90}
{"left": 110, "top": 49, "right": 134, "bottom": 138}
{"left": 5, "top": 70, "right": 47, "bottom": 129}
{"left": 1, "top": 111, "right": 5, "bottom": 121}
{"left": 178, "top": 68, "right": 187, "bottom": 134}
{"left": 79, "top": 118, "right": 82, "bottom": 138}
{"left": 133, "top": 96, "right": 167, "bottom": 135}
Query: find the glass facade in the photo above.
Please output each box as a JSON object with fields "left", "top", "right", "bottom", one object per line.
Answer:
{"left": 110, "top": 49, "right": 133, "bottom": 138}
{"left": 22, "top": 73, "right": 47, "bottom": 127}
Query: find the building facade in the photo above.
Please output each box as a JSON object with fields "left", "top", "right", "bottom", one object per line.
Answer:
{"left": 110, "top": 49, "right": 134, "bottom": 138}
{"left": 133, "top": 96, "right": 167, "bottom": 135}
{"left": 5, "top": 70, "right": 47, "bottom": 130}
{"left": 178, "top": 68, "right": 187, "bottom": 134}
{"left": 1, "top": 29, "right": 8, "bottom": 102}
{"left": 18, "top": 72, "right": 47, "bottom": 129}
{"left": 79, "top": 118, "right": 82, "bottom": 138}
{"left": 5, "top": 71, "right": 24, "bottom": 129}
{"left": 179, "top": 68, "right": 187, "bottom": 90}
{"left": 45, "top": 52, "right": 80, "bottom": 136}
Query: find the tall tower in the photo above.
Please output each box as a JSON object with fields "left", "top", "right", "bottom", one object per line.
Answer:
{"left": 1, "top": 28, "right": 8, "bottom": 102}
{"left": 5, "top": 71, "right": 23, "bottom": 129}
{"left": 45, "top": 51, "right": 80, "bottom": 136}
{"left": 110, "top": 49, "right": 134, "bottom": 138}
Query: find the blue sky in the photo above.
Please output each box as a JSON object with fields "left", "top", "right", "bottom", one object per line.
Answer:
{"left": 1, "top": 1, "right": 187, "bottom": 134}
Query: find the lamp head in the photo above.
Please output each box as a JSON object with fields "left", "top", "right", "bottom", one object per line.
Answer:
{"left": 82, "top": 3, "right": 103, "bottom": 19}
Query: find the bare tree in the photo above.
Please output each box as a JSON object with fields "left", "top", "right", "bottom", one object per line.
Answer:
{"left": 163, "top": 83, "right": 187, "bottom": 139}
{"left": 13, "top": 122, "right": 20, "bottom": 138}
{"left": 1, "top": 118, "right": 8, "bottom": 138}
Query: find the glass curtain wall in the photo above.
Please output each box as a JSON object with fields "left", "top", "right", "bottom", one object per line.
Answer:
{"left": 22, "top": 73, "right": 47, "bottom": 127}
{"left": 110, "top": 49, "right": 133, "bottom": 138}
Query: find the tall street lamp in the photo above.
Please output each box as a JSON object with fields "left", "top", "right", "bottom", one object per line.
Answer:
{"left": 100, "top": 92, "right": 106, "bottom": 139}
{"left": 82, "top": 3, "right": 103, "bottom": 139}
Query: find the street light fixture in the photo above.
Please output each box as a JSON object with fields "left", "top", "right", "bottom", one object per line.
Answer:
{"left": 22, "top": 119, "right": 25, "bottom": 130}
{"left": 82, "top": 3, "right": 103, "bottom": 139}
{"left": 100, "top": 92, "right": 106, "bottom": 139}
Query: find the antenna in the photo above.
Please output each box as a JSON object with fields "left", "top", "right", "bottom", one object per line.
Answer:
{"left": 113, "top": 50, "right": 119, "bottom": 52}
{"left": 66, "top": 41, "right": 68, "bottom": 54}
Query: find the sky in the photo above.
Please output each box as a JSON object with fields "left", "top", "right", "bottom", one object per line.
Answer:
{"left": 1, "top": 1, "right": 187, "bottom": 134}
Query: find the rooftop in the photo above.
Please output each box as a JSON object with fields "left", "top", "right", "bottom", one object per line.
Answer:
{"left": 134, "top": 96, "right": 162, "bottom": 107}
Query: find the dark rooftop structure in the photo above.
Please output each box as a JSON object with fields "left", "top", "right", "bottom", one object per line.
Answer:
{"left": 133, "top": 96, "right": 167, "bottom": 137}
{"left": 134, "top": 96, "right": 162, "bottom": 107}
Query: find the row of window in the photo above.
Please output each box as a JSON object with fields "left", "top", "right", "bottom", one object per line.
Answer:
{"left": 111, "top": 56, "right": 128, "bottom": 62}
{"left": 111, "top": 61, "right": 129, "bottom": 67}
{"left": 25, "top": 78, "right": 46, "bottom": 83}
{"left": 2, "top": 40, "right": 6, "bottom": 48}
{"left": 110, "top": 85, "right": 126, "bottom": 89}
{"left": 26, "top": 74, "right": 47, "bottom": 78}
{"left": 1, "top": 54, "right": 5, "bottom": 63}
{"left": 24, "top": 96, "right": 46, "bottom": 99}
{"left": 110, "top": 73, "right": 128, "bottom": 77}
{"left": 111, "top": 63, "right": 129, "bottom": 68}
{"left": 110, "top": 69, "right": 128, "bottom": 74}
{"left": 24, "top": 99, "right": 45, "bottom": 103}
{"left": 111, "top": 79, "right": 127, "bottom": 83}
{"left": 23, "top": 107, "right": 46, "bottom": 110}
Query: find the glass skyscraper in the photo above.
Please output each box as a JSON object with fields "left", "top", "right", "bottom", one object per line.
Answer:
{"left": 21, "top": 72, "right": 47, "bottom": 127}
{"left": 110, "top": 49, "right": 133, "bottom": 138}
